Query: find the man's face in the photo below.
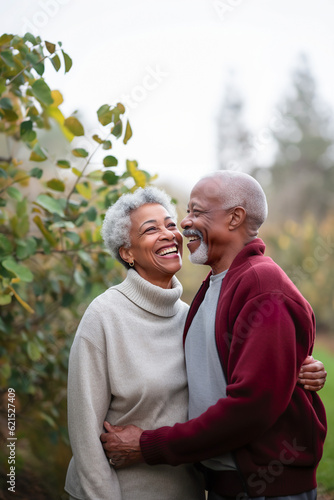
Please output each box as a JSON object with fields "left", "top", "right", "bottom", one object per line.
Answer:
{"left": 180, "top": 177, "right": 232, "bottom": 272}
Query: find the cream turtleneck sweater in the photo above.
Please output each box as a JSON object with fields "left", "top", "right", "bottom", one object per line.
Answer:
{"left": 65, "top": 269, "right": 205, "bottom": 500}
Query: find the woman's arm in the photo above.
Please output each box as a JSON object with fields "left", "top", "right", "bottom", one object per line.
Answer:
{"left": 66, "top": 326, "right": 122, "bottom": 500}
{"left": 298, "top": 355, "right": 327, "bottom": 391}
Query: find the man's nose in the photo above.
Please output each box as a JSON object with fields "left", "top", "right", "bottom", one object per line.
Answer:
{"left": 180, "top": 215, "right": 192, "bottom": 229}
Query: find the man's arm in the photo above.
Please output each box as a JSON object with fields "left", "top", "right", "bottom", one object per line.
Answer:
{"left": 101, "top": 355, "right": 327, "bottom": 468}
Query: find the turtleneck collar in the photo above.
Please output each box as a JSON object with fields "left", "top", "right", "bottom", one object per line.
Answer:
{"left": 114, "top": 269, "right": 183, "bottom": 317}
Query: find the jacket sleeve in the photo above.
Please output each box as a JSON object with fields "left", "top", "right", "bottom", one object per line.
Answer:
{"left": 66, "top": 316, "right": 122, "bottom": 500}
{"left": 140, "top": 292, "right": 312, "bottom": 466}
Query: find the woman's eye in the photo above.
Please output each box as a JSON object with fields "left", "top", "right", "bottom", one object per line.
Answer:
{"left": 167, "top": 223, "right": 177, "bottom": 229}
{"left": 144, "top": 227, "right": 156, "bottom": 233}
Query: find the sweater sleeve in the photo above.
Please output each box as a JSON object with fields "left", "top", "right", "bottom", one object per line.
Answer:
{"left": 140, "top": 292, "right": 312, "bottom": 466}
{"left": 66, "top": 325, "right": 122, "bottom": 500}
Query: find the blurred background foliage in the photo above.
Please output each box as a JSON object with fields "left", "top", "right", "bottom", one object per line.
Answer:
{"left": 0, "top": 33, "right": 153, "bottom": 498}
{"left": 0, "top": 32, "right": 333, "bottom": 498}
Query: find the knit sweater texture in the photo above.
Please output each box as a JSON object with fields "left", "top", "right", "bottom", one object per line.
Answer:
{"left": 140, "top": 239, "right": 327, "bottom": 497}
{"left": 65, "top": 269, "right": 205, "bottom": 500}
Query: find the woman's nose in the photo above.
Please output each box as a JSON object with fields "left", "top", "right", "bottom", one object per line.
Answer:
{"left": 159, "top": 227, "right": 175, "bottom": 239}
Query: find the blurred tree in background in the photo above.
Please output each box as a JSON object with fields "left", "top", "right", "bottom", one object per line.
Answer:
{"left": 217, "top": 55, "right": 334, "bottom": 334}
{"left": 253, "top": 54, "right": 334, "bottom": 222}
{"left": 0, "top": 33, "right": 153, "bottom": 497}
{"left": 216, "top": 75, "right": 253, "bottom": 173}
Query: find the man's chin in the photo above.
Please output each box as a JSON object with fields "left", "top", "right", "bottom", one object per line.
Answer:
{"left": 188, "top": 243, "right": 209, "bottom": 265}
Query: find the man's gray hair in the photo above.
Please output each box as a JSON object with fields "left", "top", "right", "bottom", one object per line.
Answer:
{"left": 205, "top": 170, "right": 268, "bottom": 230}
{"left": 101, "top": 186, "right": 177, "bottom": 268}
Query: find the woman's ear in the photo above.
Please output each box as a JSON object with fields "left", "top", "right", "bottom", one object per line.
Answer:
{"left": 119, "top": 246, "right": 133, "bottom": 265}
{"left": 228, "top": 206, "right": 247, "bottom": 230}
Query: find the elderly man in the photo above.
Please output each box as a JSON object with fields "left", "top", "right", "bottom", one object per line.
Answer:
{"left": 101, "top": 171, "right": 327, "bottom": 499}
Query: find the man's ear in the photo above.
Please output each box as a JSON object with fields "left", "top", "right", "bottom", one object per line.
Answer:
{"left": 119, "top": 246, "right": 133, "bottom": 265}
{"left": 228, "top": 206, "right": 247, "bottom": 230}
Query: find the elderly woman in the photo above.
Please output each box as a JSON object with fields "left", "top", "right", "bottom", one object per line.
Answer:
{"left": 65, "top": 186, "right": 325, "bottom": 500}
{"left": 65, "top": 187, "right": 206, "bottom": 500}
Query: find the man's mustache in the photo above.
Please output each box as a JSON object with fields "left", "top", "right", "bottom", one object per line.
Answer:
{"left": 182, "top": 229, "right": 203, "bottom": 240}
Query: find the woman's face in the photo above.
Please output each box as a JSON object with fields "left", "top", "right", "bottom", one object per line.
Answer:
{"left": 120, "top": 203, "right": 183, "bottom": 288}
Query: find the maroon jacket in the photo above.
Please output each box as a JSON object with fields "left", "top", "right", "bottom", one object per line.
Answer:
{"left": 140, "top": 239, "right": 327, "bottom": 497}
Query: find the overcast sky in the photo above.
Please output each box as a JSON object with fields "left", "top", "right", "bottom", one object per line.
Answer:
{"left": 2, "top": 0, "right": 334, "bottom": 193}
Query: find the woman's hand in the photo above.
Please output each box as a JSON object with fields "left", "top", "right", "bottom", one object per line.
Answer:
{"left": 298, "top": 355, "right": 327, "bottom": 391}
{"left": 100, "top": 421, "right": 144, "bottom": 469}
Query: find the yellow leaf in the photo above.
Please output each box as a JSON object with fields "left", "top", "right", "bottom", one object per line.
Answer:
{"left": 71, "top": 167, "right": 82, "bottom": 177}
{"left": 50, "top": 90, "right": 63, "bottom": 107}
{"left": 33, "top": 215, "right": 57, "bottom": 247}
{"left": 76, "top": 182, "right": 92, "bottom": 200}
{"left": 47, "top": 106, "right": 64, "bottom": 125}
{"left": 8, "top": 286, "right": 34, "bottom": 314}
{"left": 126, "top": 160, "right": 146, "bottom": 188}
{"left": 47, "top": 106, "right": 74, "bottom": 142}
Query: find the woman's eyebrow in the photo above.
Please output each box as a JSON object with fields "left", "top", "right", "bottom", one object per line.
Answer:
{"left": 139, "top": 219, "right": 157, "bottom": 230}
{"left": 139, "top": 216, "right": 172, "bottom": 231}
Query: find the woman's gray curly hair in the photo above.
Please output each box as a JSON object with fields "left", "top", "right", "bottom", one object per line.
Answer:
{"left": 101, "top": 186, "right": 178, "bottom": 268}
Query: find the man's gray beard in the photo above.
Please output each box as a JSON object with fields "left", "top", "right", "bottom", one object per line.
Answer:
{"left": 189, "top": 240, "right": 209, "bottom": 265}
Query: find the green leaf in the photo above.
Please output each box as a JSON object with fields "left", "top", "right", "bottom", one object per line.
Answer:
{"left": 111, "top": 120, "right": 122, "bottom": 139}
{"left": 30, "top": 167, "right": 43, "bottom": 179}
{"left": 16, "top": 198, "right": 27, "bottom": 218}
{"left": 16, "top": 237, "right": 37, "bottom": 259}
{"left": 0, "top": 34, "right": 14, "bottom": 46}
{"left": 23, "top": 32, "right": 37, "bottom": 45}
{"left": 36, "top": 194, "right": 65, "bottom": 216}
{"left": 72, "top": 148, "right": 89, "bottom": 158}
{"left": 102, "top": 140, "right": 112, "bottom": 150}
{"left": 0, "top": 50, "right": 15, "bottom": 68}
{"left": 0, "top": 78, "right": 6, "bottom": 96}
{"left": 97, "top": 104, "right": 113, "bottom": 126}
{"left": 0, "top": 168, "right": 8, "bottom": 178}
{"left": 123, "top": 120, "right": 133, "bottom": 144}
{"left": 27, "top": 341, "right": 42, "bottom": 361}
{"left": 2, "top": 258, "right": 34, "bottom": 282}
{"left": 0, "top": 98, "right": 13, "bottom": 110}
{"left": 0, "top": 234, "right": 13, "bottom": 254}
{"left": 64, "top": 116, "right": 84, "bottom": 136}
{"left": 20, "top": 120, "right": 36, "bottom": 142}
{"left": 87, "top": 169, "right": 103, "bottom": 181}
{"left": 56, "top": 160, "right": 71, "bottom": 169}
{"left": 45, "top": 41, "right": 56, "bottom": 54}
{"left": 103, "top": 155, "right": 118, "bottom": 167}
{"left": 50, "top": 54, "right": 61, "bottom": 72}
{"left": 46, "top": 178, "right": 65, "bottom": 192}
{"left": 1, "top": 108, "right": 18, "bottom": 122}
{"left": 74, "top": 268, "right": 85, "bottom": 286}
{"left": 85, "top": 206, "right": 97, "bottom": 221}
{"left": 29, "top": 144, "right": 48, "bottom": 162}
{"left": 7, "top": 186, "right": 23, "bottom": 201}
{"left": 61, "top": 50, "right": 72, "bottom": 73}
{"left": 0, "top": 294, "right": 12, "bottom": 306}
{"left": 64, "top": 231, "right": 80, "bottom": 245}
{"left": 92, "top": 134, "right": 103, "bottom": 144}
{"left": 31, "top": 79, "right": 54, "bottom": 106}
{"left": 102, "top": 171, "right": 118, "bottom": 185}
{"left": 11, "top": 214, "right": 29, "bottom": 238}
